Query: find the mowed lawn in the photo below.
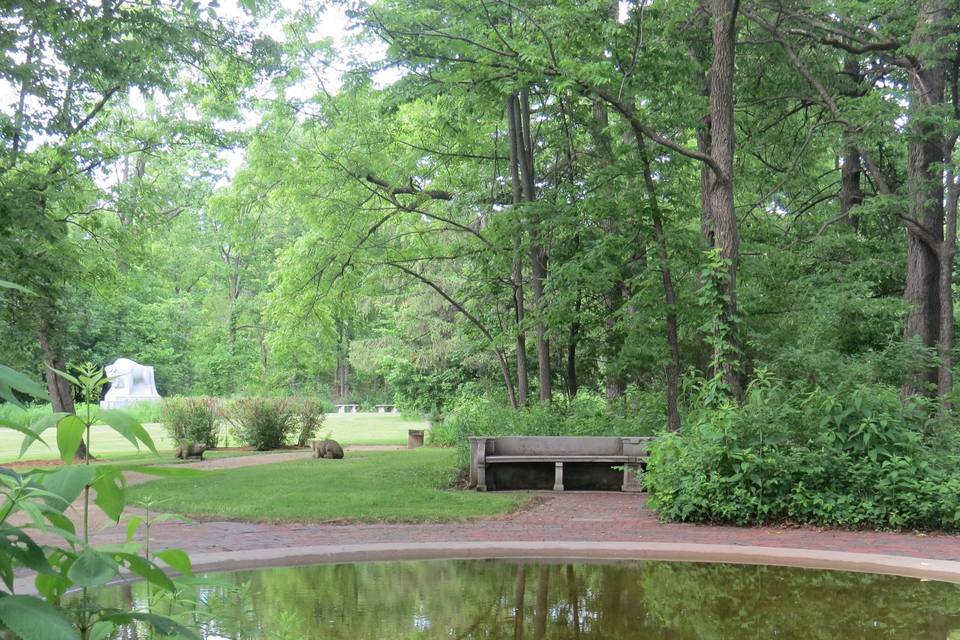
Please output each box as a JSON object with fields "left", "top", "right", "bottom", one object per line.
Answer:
{"left": 129, "top": 448, "right": 529, "bottom": 523}
{"left": 0, "top": 412, "right": 426, "bottom": 464}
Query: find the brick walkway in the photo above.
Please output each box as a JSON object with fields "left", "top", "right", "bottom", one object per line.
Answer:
{"left": 20, "top": 448, "right": 955, "bottom": 563}
{"left": 80, "top": 487, "right": 959, "bottom": 563}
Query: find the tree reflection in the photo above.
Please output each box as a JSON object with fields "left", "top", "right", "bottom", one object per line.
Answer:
{"left": 101, "top": 559, "right": 960, "bottom": 639}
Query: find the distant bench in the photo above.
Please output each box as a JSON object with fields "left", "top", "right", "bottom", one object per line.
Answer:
{"left": 468, "top": 436, "right": 655, "bottom": 493}
{"left": 336, "top": 404, "right": 359, "bottom": 414}
{"left": 376, "top": 404, "right": 396, "bottom": 413}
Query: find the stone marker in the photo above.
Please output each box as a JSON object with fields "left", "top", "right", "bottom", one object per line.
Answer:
{"left": 407, "top": 429, "right": 425, "bottom": 449}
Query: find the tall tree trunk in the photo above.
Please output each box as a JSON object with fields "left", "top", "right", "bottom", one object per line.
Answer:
{"left": 902, "top": 0, "right": 948, "bottom": 398}
{"left": 38, "top": 309, "right": 88, "bottom": 460}
{"left": 567, "top": 297, "right": 580, "bottom": 397}
{"left": 839, "top": 57, "right": 864, "bottom": 230}
{"left": 939, "top": 154, "right": 957, "bottom": 406}
{"left": 637, "top": 137, "right": 683, "bottom": 432}
{"left": 507, "top": 94, "right": 530, "bottom": 405}
{"left": 591, "top": 99, "right": 628, "bottom": 400}
{"left": 939, "top": 53, "right": 959, "bottom": 406}
{"left": 707, "top": 0, "right": 744, "bottom": 400}
{"left": 513, "top": 89, "right": 551, "bottom": 401}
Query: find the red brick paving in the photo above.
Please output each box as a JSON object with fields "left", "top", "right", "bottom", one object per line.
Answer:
{"left": 81, "top": 491, "right": 960, "bottom": 563}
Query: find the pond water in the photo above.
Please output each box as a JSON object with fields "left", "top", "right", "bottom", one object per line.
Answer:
{"left": 98, "top": 559, "right": 960, "bottom": 639}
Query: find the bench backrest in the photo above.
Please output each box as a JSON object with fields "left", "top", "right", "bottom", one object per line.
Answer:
{"left": 487, "top": 436, "right": 624, "bottom": 456}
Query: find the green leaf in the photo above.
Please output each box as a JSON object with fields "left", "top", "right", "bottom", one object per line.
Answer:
{"left": 0, "top": 364, "right": 49, "bottom": 401}
{"left": 92, "top": 466, "right": 125, "bottom": 522}
{"left": 101, "top": 611, "right": 199, "bottom": 639}
{"left": 20, "top": 412, "right": 68, "bottom": 458}
{"left": 90, "top": 621, "right": 115, "bottom": 640}
{"left": 42, "top": 466, "right": 96, "bottom": 508}
{"left": 67, "top": 548, "right": 119, "bottom": 588}
{"left": 154, "top": 548, "right": 192, "bottom": 575}
{"left": 0, "top": 525, "right": 55, "bottom": 578}
{"left": 0, "top": 279, "right": 35, "bottom": 295}
{"left": 114, "top": 552, "right": 176, "bottom": 593}
{"left": 98, "top": 410, "right": 157, "bottom": 454}
{"left": 126, "top": 515, "right": 143, "bottom": 542}
{"left": 46, "top": 365, "right": 79, "bottom": 387}
{"left": 0, "top": 417, "right": 47, "bottom": 449}
{"left": 0, "top": 595, "right": 80, "bottom": 640}
{"left": 56, "top": 416, "right": 87, "bottom": 463}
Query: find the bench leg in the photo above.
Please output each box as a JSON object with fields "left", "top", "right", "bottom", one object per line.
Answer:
{"left": 477, "top": 463, "right": 488, "bottom": 491}
{"left": 622, "top": 462, "right": 643, "bottom": 493}
{"left": 553, "top": 462, "right": 564, "bottom": 491}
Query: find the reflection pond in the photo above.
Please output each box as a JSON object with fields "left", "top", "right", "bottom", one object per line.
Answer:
{"left": 98, "top": 559, "right": 960, "bottom": 639}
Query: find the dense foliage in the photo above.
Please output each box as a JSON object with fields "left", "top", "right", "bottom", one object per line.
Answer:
{"left": 161, "top": 397, "right": 221, "bottom": 448}
{"left": 646, "top": 373, "right": 960, "bottom": 529}
{"left": 226, "top": 397, "right": 298, "bottom": 451}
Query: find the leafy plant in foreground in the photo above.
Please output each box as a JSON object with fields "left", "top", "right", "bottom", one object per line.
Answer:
{"left": 0, "top": 361, "right": 202, "bottom": 639}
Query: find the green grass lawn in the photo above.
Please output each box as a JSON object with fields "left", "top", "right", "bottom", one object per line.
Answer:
{"left": 129, "top": 448, "right": 528, "bottom": 523}
{"left": 0, "top": 413, "right": 426, "bottom": 464}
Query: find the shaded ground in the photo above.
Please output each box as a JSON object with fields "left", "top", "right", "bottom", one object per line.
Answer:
{"left": 43, "top": 448, "right": 960, "bottom": 564}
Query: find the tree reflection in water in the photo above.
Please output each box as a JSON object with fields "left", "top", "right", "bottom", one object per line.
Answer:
{"left": 95, "top": 560, "right": 960, "bottom": 639}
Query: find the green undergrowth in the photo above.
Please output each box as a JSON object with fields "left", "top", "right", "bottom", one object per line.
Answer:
{"left": 129, "top": 448, "right": 529, "bottom": 523}
{"left": 645, "top": 371, "right": 960, "bottom": 531}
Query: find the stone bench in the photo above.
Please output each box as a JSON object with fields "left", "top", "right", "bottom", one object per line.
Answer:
{"left": 376, "top": 404, "right": 396, "bottom": 413}
{"left": 468, "top": 436, "right": 655, "bottom": 493}
{"left": 336, "top": 404, "right": 359, "bottom": 414}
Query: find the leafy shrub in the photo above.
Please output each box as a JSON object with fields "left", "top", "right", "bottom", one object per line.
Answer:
{"left": 161, "top": 397, "right": 220, "bottom": 447}
{"left": 433, "top": 390, "right": 658, "bottom": 469}
{"left": 227, "top": 398, "right": 296, "bottom": 450}
{"left": 645, "top": 371, "right": 960, "bottom": 531}
{"left": 290, "top": 397, "right": 326, "bottom": 446}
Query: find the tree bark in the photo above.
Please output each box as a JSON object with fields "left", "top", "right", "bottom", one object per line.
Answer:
{"left": 939, "top": 55, "right": 959, "bottom": 406}
{"left": 707, "top": 0, "right": 744, "bottom": 400}
{"left": 902, "top": 0, "right": 949, "bottom": 397}
{"left": 507, "top": 94, "right": 530, "bottom": 405}
{"left": 38, "top": 309, "right": 88, "bottom": 460}
{"left": 513, "top": 89, "right": 551, "bottom": 401}
{"left": 839, "top": 57, "right": 864, "bottom": 230}
{"left": 637, "top": 137, "right": 682, "bottom": 432}
{"left": 567, "top": 297, "right": 580, "bottom": 397}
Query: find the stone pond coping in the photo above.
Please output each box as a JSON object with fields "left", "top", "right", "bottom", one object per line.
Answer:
{"left": 18, "top": 541, "right": 960, "bottom": 594}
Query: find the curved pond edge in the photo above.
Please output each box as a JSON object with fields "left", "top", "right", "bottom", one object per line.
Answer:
{"left": 187, "top": 541, "right": 960, "bottom": 583}
{"left": 18, "top": 541, "right": 960, "bottom": 594}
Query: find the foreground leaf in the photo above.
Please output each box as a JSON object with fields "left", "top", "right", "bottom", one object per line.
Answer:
{"left": 98, "top": 410, "right": 158, "bottom": 454}
{"left": 56, "top": 416, "right": 86, "bottom": 463}
{"left": 92, "top": 465, "right": 126, "bottom": 522}
{"left": 101, "top": 610, "right": 199, "bottom": 639}
{"left": 0, "top": 364, "right": 49, "bottom": 401}
{"left": 155, "top": 548, "right": 192, "bottom": 575}
{"left": 0, "top": 594, "right": 79, "bottom": 640}
{"left": 42, "top": 466, "right": 96, "bottom": 509}
{"left": 67, "top": 548, "right": 119, "bottom": 588}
